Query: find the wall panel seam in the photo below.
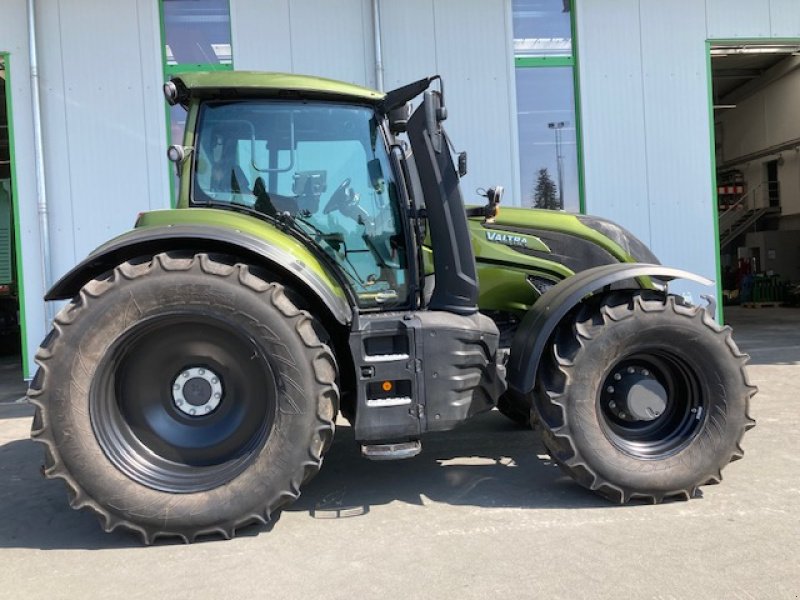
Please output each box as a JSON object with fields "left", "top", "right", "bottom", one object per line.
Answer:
{"left": 431, "top": 0, "right": 439, "bottom": 73}
{"left": 134, "top": 0, "right": 155, "bottom": 213}
{"left": 504, "top": 0, "right": 521, "bottom": 205}
{"left": 637, "top": 0, "right": 653, "bottom": 246}
{"left": 55, "top": 0, "right": 78, "bottom": 265}
{"left": 286, "top": 0, "right": 295, "bottom": 72}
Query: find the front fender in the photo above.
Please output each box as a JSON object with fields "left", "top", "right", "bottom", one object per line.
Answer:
{"left": 507, "top": 263, "right": 713, "bottom": 395}
{"left": 46, "top": 222, "right": 353, "bottom": 325}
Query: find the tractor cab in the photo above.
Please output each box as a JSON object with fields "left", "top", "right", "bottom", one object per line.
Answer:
{"left": 187, "top": 100, "right": 410, "bottom": 309}
{"left": 167, "top": 74, "right": 477, "bottom": 315}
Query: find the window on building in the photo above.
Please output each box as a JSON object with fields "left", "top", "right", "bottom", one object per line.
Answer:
{"left": 163, "top": 0, "right": 232, "bottom": 67}
{"left": 513, "top": 0, "right": 582, "bottom": 212}
{"left": 513, "top": 0, "right": 572, "bottom": 57}
{"left": 160, "top": 0, "right": 234, "bottom": 202}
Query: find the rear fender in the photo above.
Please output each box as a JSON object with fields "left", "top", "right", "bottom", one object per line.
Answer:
{"left": 46, "top": 224, "right": 352, "bottom": 325}
{"left": 506, "top": 263, "right": 713, "bottom": 395}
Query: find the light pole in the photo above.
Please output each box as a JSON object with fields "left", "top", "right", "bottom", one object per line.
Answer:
{"left": 548, "top": 121, "right": 567, "bottom": 210}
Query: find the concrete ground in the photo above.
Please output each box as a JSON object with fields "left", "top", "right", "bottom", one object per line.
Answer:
{"left": 0, "top": 354, "right": 27, "bottom": 403}
{"left": 0, "top": 307, "right": 798, "bottom": 599}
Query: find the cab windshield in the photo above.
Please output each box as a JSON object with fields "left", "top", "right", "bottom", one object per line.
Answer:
{"left": 193, "top": 101, "right": 408, "bottom": 308}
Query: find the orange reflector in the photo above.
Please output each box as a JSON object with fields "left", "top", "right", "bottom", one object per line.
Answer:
{"left": 381, "top": 381, "right": 393, "bottom": 392}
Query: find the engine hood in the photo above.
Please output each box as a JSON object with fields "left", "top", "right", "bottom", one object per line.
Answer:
{"left": 469, "top": 206, "right": 659, "bottom": 269}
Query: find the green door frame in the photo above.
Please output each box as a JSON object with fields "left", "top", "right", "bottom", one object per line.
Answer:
{"left": 704, "top": 37, "right": 800, "bottom": 324}
{"left": 0, "top": 52, "right": 30, "bottom": 376}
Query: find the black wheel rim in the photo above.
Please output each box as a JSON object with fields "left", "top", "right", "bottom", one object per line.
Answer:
{"left": 90, "top": 312, "right": 276, "bottom": 493}
{"left": 597, "top": 350, "right": 705, "bottom": 459}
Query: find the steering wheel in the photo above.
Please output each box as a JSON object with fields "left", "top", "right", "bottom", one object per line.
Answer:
{"left": 323, "top": 178, "right": 354, "bottom": 215}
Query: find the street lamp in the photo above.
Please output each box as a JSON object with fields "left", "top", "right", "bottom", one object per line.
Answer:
{"left": 548, "top": 121, "right": 568, "bottom": 210}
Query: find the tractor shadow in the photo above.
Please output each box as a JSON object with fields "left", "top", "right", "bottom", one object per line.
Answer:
{"left": 0, "top": 406, "right": 613, "bottom": 550}
{"left": 0, "top": 404, "right": 142, "bottom": 550}
{"left": 288, "top": 410, "right": 612, "bottom": 520}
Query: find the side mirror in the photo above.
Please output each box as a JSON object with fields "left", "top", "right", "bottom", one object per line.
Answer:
{"left": 423, "top": 91, "right": 446, "bottom": 153}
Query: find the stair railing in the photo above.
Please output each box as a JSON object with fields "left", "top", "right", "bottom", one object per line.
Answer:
{"left": 718, "top": 181, "right": 767, "bottom": 238}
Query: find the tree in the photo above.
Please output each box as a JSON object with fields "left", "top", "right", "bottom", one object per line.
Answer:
{"left": 532, "top": 168, "right": 560, "bottom": 210}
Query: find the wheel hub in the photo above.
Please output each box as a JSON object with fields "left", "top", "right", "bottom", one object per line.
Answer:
{"left": 173, "top": 367, "right": 223, "bottom": 416}
{"left": 602, "top": 365, "right": 667, "bottom": 423}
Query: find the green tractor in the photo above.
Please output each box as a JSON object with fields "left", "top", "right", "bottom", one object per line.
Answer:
{"left": 29, "top": 72, "right": 756, "bottom": 543}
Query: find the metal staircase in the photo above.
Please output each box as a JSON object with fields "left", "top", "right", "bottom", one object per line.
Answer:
{"left": 719, "top": 182, "right": 779, "bottom": 250}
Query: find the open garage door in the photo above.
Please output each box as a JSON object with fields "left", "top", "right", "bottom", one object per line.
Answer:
{"left": 711, "top": 43, "right": 800, "bottom": 314}
{"left": 0, "top": 54, "right": 26, "bottom": 402}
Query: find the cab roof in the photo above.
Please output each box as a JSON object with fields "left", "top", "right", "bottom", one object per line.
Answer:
{"left": 172, "top": 71, "right": 385, "bottom": 104}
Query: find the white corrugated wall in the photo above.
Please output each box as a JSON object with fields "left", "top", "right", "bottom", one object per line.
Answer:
{"left": 37, "top": 1, "right": 170, "bottom": 278}
{"left": 576, "top": 0, "right": 800, "bottom": 310}
{"left": 231, "top": 0, "right": 377, "bottom": 87}
{"left": 230, "top": 0, "right": 520, "bottom": 204}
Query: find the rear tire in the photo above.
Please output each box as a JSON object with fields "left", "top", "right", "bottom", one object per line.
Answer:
{"left": 533, "top": 292, "right": 756, "bottom": 503}
{"left": 29, "top": 252, "right": 338, "bottom": 543}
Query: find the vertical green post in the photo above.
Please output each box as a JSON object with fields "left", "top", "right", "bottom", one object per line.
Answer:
{"left": 1, "top": 54, "right": 30, "bottom": 377}
{"left": 570, "top": 0, "right": 586, "bottom": 214}
{"left": 705, "top": 41, "right": 724, "bottom": 324}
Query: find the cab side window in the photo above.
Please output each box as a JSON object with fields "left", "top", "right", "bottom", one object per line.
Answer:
{"left": 193, "top": 101, "right": 409, "bottom": 309}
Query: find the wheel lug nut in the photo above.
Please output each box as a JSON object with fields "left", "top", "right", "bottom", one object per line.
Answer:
{"left": 609, "top": 401, "right": 616, "bottom": 409}
{"left": 189, "top": 409, "right": 196, "bottom": 415}
{"left": 619, "top": 412, "right": 626, "bottom": 418}
{"left": 606, "top": 386, "right": 615, "bottom": 393}
{"left": 214, "top": 393, "right": 221, "bottom": 399}
{"left": 176, "top": 399, "right": 183, "bottom": 406}
{"left": 183, "top": 372, "right": 190, "bottom": 378}
{"left": 173, "top": 383, "right": 180, "bottom": 390}
{"left": 627, "top": 367, "right": 635, "bottom": 374}
{"left": 642, "top": 369, "right": 649, "bottom": 377}
{"left": 198, "top": 369, "right": 205, "bottom": 375}
{"left": 212, "top": 377, "right": 218, "bottom": 384}
{"left": 613, "top": 373, "right": 622, "bottom": 381}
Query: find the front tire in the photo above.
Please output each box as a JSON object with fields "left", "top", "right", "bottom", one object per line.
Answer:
{"left": 29, "top": 253, "right": 338, "bottom": 542}
{"left": 534, "top": 292, "right": 756, "bottom": 503}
